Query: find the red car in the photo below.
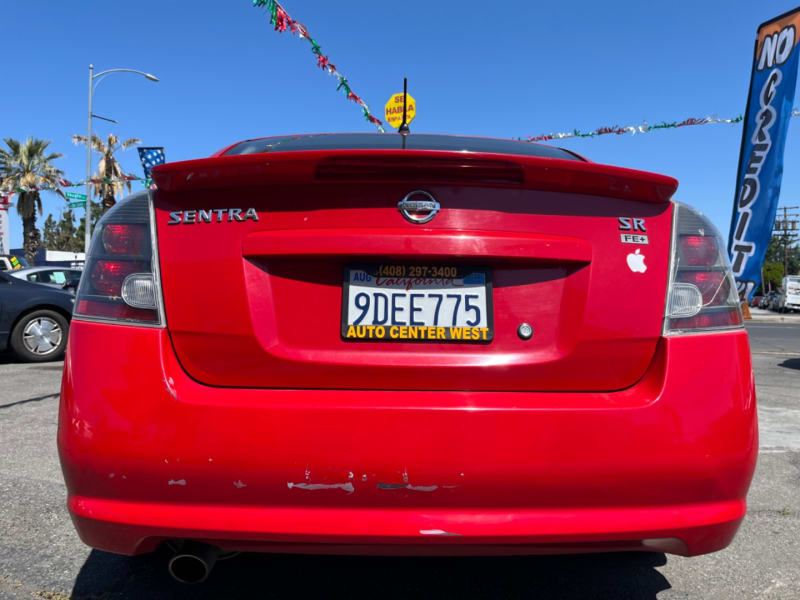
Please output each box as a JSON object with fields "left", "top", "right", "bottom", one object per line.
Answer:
{"left": 58, "top": 133, "right": 757, "bottom": 583}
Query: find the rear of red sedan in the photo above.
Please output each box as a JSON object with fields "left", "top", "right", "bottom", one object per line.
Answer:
{"left": 58, "top": 134, "right": 756, "bottom": 580}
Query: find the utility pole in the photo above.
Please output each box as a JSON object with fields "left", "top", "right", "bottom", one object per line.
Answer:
{"left": 85, "top": 64, "right": 94, "bottom": 256}
{"left": 773, "top": 205, "right": 800, "bottom": 278}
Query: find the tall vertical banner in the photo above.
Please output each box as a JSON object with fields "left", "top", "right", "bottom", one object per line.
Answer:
{"left": 729, "top": 7, "right": 800, "bottom": 300}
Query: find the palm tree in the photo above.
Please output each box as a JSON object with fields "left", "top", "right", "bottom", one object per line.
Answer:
{"left": 0, "top": 138, "right": 65, "bottom": 264}
{"left": 72, "top": 133, "right": 140, "bottom": 213}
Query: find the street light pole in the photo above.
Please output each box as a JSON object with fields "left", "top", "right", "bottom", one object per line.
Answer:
{"left": 83, "top": 66, "right": 159, "bottom": 255}
{"left": 84, "top": 64, "right": 94, "bottom": 256}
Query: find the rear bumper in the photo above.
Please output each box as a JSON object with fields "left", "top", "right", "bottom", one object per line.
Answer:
{"left": 58, "top": 322, "right": 757, "bottom": 557}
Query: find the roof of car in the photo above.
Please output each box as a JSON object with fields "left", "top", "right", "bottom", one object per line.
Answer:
{"left": 220, "top": 133, "right": 583, "bottom": 161}
{"left": 11, "top": 266, "right": 82, "bottom": 274}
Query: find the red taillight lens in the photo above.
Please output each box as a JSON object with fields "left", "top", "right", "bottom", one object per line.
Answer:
{"left": 102, "top": 224, "right": 146, "bottom": 255}
{"left": 679, "top": 235, "right": 718, "bottom": 266}
{"left": 90, "top": 260, "right": 146, "bottom": 296}
{"left": 76, "top": 298, "right": 159, "bottom": 322}
{"left": 677, "top": 271, "right": 730, "bottom": 305}
{"left": 668, "top": 309, "right": 742, "bottom": 330}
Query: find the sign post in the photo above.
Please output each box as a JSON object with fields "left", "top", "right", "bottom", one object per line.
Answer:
{"left": 65, "top": 191, "right": 87, "bottom": 210}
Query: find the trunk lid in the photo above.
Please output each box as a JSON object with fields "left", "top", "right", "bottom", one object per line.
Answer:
{"left": 153, "top": 146, "right": 675, "bottom": 392}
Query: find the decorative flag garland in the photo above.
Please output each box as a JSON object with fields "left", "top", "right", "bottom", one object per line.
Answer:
{"left": 6, "top": 108, "right": 800, "bottom": 196}
{"left": 253, "top": 0, "right": 385, "bottom": 132}
{"left": 1, "top": 174, "right": 148, "bottom": 195}
{"left": 523, "top": 110, "right": 800, "bottom": 143}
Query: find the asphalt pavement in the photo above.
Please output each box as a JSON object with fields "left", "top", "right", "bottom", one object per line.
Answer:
{"left": 0, "top": 323, "right": 798, "bottom": 599}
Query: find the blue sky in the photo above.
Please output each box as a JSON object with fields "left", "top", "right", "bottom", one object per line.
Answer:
{"left": 2, "top": 0, "right": 800, "bottom": 248}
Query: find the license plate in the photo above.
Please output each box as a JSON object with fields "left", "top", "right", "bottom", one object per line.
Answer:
{"left": 342, "top": 265, "right": 493, "bottom": 342}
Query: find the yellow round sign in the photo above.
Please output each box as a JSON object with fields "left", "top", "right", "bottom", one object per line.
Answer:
{"left": 384, "top": 93, "right": 416, "bottom": 129}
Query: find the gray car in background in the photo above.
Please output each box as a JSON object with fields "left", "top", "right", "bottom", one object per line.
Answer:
{"left": 9, "top": 266, "right": 82, "bottom": 292}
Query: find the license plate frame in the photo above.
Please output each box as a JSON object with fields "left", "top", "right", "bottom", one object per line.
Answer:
{"left": 341, "top": 264, "right": 493, "bottom": 343}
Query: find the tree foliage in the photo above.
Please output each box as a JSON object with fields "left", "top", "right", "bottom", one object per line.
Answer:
{"left": 72, "top": 133, "right": 140, "bottom": 213}
{"left": 761, "top": 234, "right": 800, "bottom": 292}
{"left": 765, "top": 233, "right": 800, "bottom": 274}
{"left": 74, "top": 200, "right": 102, "bottom": 250}
{"left": 0, "top": 137, "right": 65, "bottom": 264}
{"left": 41, "top": 201, "right": 101, "bottom": 252}
{"left": 762, "top": 262, "right": 784, "bottom": 291}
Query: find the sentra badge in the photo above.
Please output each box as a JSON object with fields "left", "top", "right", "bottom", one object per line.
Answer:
{"left": 398, "top": 191, "right": 439, "bottom": 224}
{"left": 167, "top": 208, "right": 259, "bottom": 225}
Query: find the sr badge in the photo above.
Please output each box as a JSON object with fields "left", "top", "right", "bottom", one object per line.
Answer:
{"left": 619, "top": 216, "right": 648, "bottom": 244}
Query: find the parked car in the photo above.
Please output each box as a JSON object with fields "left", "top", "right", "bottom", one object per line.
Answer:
{"left": 772, "top": 292, "right": 785, "bottom": 311}
{"left": 749, "top": 295, "right": 763, "bottom": 307}
{"left": 58, "top": 133, "right": 756, "bottom": 584}
{"left": 0, "top": 254, "right": 29, "bottom": 271}
{"left": 10, "top": 266, "right": 83, "bottom": 291}
{"left": 62, "top": 271, "right": 83, "bottom": 294}
{"left": 762, "top": 290, "right": 779, "bottom": 310}
{"left": 769, "top": 291, "right": 784, "bottom": 311}
{"left": 0, "top": 270, "right": 74, "bottom": 361}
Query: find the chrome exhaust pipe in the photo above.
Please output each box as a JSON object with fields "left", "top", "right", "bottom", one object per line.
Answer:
{"left": 167, "top": 542, "right": 221, "bottom": 584}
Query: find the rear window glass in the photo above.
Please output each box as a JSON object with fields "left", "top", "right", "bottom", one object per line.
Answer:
{"left": 224, "top": 133, "right": 581, "bottom": 161}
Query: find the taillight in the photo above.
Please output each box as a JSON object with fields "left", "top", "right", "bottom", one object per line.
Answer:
{"left": 73, "top": 192, "right": 164, "bottom": 326}
{"left": 90, "top": 260, "right": 147, "bottom": 295}
{"left": 678, "top": 235, "right": 718, "bottom": 266}
{"left": 677, "top": 271, "right": 730, "bottom": 305}
{"left": 102, "top": 224, "right": 146, "bottom": 254}
{"left": 664, "top": 203, "right": 742, "bottom": 334}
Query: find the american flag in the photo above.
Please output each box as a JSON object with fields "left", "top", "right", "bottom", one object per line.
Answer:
{"left": 137, "top": 147, "right": 165, "bottom": 179}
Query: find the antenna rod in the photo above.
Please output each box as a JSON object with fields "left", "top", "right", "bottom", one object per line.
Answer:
{"left": 398, "top": 77, "right": 410, "bottom": 134}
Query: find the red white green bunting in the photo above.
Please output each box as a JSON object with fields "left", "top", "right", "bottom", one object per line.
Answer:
{"left": 253, "top": 0, "right": 385, "bottom": 132}
{"left": 1, "top": 175, "right": 147, "bottom": 194}
{"left": 524, "top": 110, "right": 800, "bottom": 143}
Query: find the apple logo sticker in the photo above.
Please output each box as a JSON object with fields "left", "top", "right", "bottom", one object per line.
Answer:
{"left": 627, "top": 248, "right": 647, "bottom": 273}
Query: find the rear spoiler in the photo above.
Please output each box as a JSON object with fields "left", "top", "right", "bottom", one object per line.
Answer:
{"left": 151, "top": 150, "right": 678, "bottom": 204}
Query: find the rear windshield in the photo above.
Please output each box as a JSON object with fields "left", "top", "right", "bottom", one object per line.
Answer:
{"left": 224, "top": 133, "right": 581, "bottom": 161}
